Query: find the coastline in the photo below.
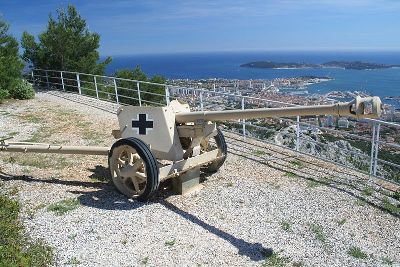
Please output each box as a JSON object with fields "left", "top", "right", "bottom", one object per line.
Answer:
{"left": 240, "top": 60, "right": 400, "bottom": 70}
{"left": 105, "top": 52, "right": 400, "bottom": 103}
{"left": 273, "top": 66, "right": 345, "bottom": 70}
{"left": 168, "top": 76, "right": 400, "bottom": 111}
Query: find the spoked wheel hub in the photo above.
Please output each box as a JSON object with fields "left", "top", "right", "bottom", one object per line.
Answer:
{"left": 109, "top": 138, "right": 159, "bottom": 201}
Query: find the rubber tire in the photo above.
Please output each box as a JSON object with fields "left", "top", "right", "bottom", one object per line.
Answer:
{"left": 108, "top": 137, "right": 159, "bottom": 201}
{"left": 202, "top": 128, "right": 228, "bottom": 173}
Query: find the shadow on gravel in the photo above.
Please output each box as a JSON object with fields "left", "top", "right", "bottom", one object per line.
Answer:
{"left": 160, "top": 200, "right": 272, "bottom": 261}
{"left": 70, "top": 186, "right": 148, "bottom": 211}
{"left": 88, "top": 165, "right": 111, "bottom": 182}
{"left": 32, "top": 164, "right": 270, "bottom": 262}
{"left": 69, "top": 186, "right": 272, "bottom": 261}
{"left": 0, "top": 171, "right": 105, "bottom": 189}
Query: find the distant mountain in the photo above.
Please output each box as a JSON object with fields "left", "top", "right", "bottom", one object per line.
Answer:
{"left": 240, "top": 61, "right": 400, "bottom": 70}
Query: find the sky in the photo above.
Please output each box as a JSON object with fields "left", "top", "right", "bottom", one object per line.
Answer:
{"left": 0, "top": 0, "right": 399, "bottom": 56}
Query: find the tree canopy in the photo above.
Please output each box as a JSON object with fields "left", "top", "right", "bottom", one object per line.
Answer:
{"left": 115, "top": 66, "right": 166, "bottom": 105}
{"left": 0, "top": 17, "right": 25, "bottom": 100}
{"left": 21, "top": 5, "right": 111, "bottom": 74}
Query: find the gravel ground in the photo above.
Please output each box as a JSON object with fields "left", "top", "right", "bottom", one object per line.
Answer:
{"left": 0, "top": 91, "right": 399, "bottom": 267}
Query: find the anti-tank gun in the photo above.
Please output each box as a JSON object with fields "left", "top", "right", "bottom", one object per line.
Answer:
{"left": 110, "top": 96, "right": 382, "bottom": 200}
{"left": 1, "top": 96, "right": 382, "bottom": 201}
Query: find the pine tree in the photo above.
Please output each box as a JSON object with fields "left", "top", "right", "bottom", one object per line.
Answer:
{"left": 21, "top": 4, "right": 111, "bottom": 74}
{"left": 115, "top": 66, "right": 166, "bottom": 105}
{"left": 0, "top": 17, "right": 24, "bottom": 100}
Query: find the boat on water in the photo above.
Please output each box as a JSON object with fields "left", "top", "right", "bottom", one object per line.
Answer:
{"left": 384, "top": 96, "right": 400, "bottom": 101}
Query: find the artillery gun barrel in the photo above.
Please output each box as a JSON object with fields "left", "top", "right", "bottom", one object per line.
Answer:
{"left": 0, "top": 142, "right": 109, "bottom": 155}
{"left": 175, "top": 96, "right": 381, "bottom": 123}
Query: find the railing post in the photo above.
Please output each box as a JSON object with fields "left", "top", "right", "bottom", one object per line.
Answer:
{"left": 165, "top": 85, "right": 170, "bottom": 105}
{"left": 241, "top": 97, "right": 246, "bottom": 139}
{"left": 296, "top": 116, "right": 300, "bottom": 151}
{"left": 45, "top": 71, "right": 50, "bottom": 89}
{"left": 137, "top": 82, "right": 142, "bottom": 106}
{"left": 94, "top": 76, "right": 99, "bottom": 99}
{"left": 369, "top": 123, "right": 376, "bottom": 175}
{"left": 60, "top": 71, "right": 65, "bottom": 91}
{"left": 31, "top": 70, "right": 35, "bottom": 85}
{"left": 76, "top": 73, "right": 81, "bottom": 94}
{"left": 113, "top": 78, "right": 119, "bottom": 104}
{"left": 200, "top": 89, "right": 204, "bottom": 111}
{"left": 373, "top": 123, "right": 381, "bottom": 176}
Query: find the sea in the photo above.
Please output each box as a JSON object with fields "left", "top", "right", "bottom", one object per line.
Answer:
{"left": 104, "top": 51, "right": 400, "bottom": 108}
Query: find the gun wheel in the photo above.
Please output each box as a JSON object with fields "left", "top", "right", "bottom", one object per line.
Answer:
{"left": 108, "top": 137, "right": 159, "bottom": 201}
{"left": 201, "top": 127, "right": 227, "bottom": 173}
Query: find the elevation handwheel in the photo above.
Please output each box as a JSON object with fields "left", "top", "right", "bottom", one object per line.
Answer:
{"left": 201, "top": 127, "right": 228, "bottom": 173}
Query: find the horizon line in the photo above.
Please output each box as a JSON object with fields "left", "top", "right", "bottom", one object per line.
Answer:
{"left": 103, "top": 49, "right": 400, "bottom": 57}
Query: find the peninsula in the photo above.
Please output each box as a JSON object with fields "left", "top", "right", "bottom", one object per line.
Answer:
{"left": 240, "top": 61, "right": 400, "bottom": 70}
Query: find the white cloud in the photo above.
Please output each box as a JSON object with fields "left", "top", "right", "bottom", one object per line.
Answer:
{"left": 132, "top": 0, "right": 398, "bottom": 22}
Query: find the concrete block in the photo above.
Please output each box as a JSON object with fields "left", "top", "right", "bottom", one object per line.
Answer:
{"left": 172, "top": 167, "right": 200, "bottom": 195}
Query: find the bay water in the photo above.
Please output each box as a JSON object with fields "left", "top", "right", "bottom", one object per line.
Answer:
{"left": 104, "top": 51, "right": 400, "bottom": 106}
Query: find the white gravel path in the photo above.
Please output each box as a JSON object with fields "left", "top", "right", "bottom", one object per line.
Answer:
{"left": 0, "top": 91, "right": 399, "bottom": 267}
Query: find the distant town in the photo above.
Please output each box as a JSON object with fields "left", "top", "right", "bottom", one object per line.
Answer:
{"left": 168, "top": 76, "right": 399, "bottom": 123}
{"left": 240, "top": 61, "right": 400, "bottom": 70}
{"left": 167, "top": 76, "right": 399, "bottom": 167}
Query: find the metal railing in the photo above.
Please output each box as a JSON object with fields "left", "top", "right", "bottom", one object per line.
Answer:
{"left": 26, "top": 69, "right": 400, "bottom": 185}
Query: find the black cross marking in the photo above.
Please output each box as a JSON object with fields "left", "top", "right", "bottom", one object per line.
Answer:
{"left": 132, "top": 114, "right": 153, "bottom": 135}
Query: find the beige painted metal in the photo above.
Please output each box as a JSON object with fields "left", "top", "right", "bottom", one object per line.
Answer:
{"left": 109, "top": 144, "right": 147, "bottom": 197}
{"left": 0, "top": 141, "right": 109, "bottom": 155}
{"left": 175, "top": 96, "right": 382, "bottom": 123}
{"left": 114, "top": 96, "right": 381, "bottom": 162}
{"left": 176, "top": 122, "right": 216, "bottom": 139}
{"left": 158, "top": 148, "right": 221, "bottom": 180}
{"left": 116, "top": 103, "right": 188, "bottom": 161}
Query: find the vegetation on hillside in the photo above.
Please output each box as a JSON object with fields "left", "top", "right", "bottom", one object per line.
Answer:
{"left": 0, "top": 194, "right": 53, "bottom": 266}
{"left": 0, "top": 17, "right": 34, "bottom": 101}
{"left": 115, "top": 66, "right": 166, "bottom": 105}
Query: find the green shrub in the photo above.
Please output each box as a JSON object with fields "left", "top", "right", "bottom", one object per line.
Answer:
{"left": 114, "top": 66, "right": 166, "bottom": 106}
{"left": 348, "top": 246, "right": 368, "bottom": 259}
{"left": 0, "top": 18, "right": 24, "bottom": 98}
{"left": 0, "top": 87, "right": 9, "bottom": 101}
{"left": 47, "top": 198, "right": 80, "bottom": 215}
{"left": 262, "top": 251, "right": 291, "bottom": 267}
{"left": 0, "top": 194, "right": 53, "bottom": 266}
{"left": 9, "top": 79, "right": 35, "bottom": 100}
